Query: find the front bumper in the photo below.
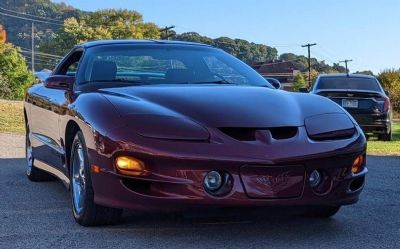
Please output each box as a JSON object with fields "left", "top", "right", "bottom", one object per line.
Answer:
{"left": 90, "top": 152, "right": 367, "bottom": 211}
{"left": 88, "top": 125, "right": 367, "bottom": 211}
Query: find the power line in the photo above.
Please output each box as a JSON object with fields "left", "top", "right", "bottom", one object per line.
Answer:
{"left": 0, "top": 11, "right": 64, "bottom": 26}
{"left": 20, "top": 48, "right": 63, "bottom": 58}
{"left": 0, "top": 6, "right": 64, "bottom": 23}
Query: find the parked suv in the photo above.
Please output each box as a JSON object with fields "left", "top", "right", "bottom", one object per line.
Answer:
{"left": 309, "top": 74, "right": 392, "bottom": 140}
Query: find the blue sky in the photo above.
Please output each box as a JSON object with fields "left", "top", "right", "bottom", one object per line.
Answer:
{"left": 52, "top": 0, "right": 400, "bottom": 73}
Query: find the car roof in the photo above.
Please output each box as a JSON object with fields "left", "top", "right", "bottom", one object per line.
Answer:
{"left": 318, "top": 73, "right": 376, "bottom": 79}
{"left": 80, "top": 39, "right": 212, "bottom": 48}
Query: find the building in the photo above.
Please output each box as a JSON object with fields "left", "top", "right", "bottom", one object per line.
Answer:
{"left": 252, "top": 59, "right": 300, "bottom": 90}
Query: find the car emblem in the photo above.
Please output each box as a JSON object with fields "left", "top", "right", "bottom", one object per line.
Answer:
{"left": 347, "top": 93, "right": 354, "bottom": 97}
{"left": 256, "top": 172, "right": 289, "bottom": 188}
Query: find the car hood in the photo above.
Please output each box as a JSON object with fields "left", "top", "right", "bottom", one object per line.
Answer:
{"left": 99, "top": 85, "right": 345, "bottom": 128}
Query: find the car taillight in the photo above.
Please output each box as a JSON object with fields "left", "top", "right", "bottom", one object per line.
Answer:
{"left": 377, "top": 96, "right": 390, "bottom": 112}
{"left": 383, "top": 96, "right": 390, "bottom": 112}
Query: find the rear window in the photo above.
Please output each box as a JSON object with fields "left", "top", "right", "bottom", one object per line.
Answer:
{"left": 316, "top": 77, "right": 381, "bottom": 91}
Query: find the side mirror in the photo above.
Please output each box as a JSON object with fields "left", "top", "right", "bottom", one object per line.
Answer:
{"left": 271, "top": 81, "right": 281, "bottom": 89}
{"left": 44, "top": 75, "right": 75, "bottom": 91}
{"left": 299, "top": 87, "right": 309, "bottom": 93}
{"left": 34, "top": 71, "right": 51, "bottom": 83}
{"left": 384, "top": 90, "right": 389, "bottom": 96}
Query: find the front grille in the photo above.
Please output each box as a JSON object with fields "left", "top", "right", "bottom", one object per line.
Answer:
{"left": 219, "top": 127, "right": 298, "bottom": 141}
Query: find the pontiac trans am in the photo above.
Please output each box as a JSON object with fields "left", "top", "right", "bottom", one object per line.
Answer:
{"left": 24, "top": 40, "right": 367, "bottom": 226}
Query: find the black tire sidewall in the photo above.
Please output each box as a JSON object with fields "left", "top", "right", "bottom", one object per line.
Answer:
{"left": 70, "top": 131, "right": 95, "bottom": 222}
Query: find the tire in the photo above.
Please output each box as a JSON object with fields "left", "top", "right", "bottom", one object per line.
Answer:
{"left": 378, "top": 130, "right": 392, "bottom": 141}
{"left": 303, "top": 206, "right": 341, "bottom": 218}
{"left": 70, "top": 131, "right": 122, "bottom": 226}
{"left": 26, "top": 126, "right": 54, "bottom": 182}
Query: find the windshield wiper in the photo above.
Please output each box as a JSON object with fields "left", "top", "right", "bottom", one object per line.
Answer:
{"left": 190, "top": 80, "right": 235, "bottom": 85}
{"left": 79, "top": 79, "right": 145, "bottom": 85}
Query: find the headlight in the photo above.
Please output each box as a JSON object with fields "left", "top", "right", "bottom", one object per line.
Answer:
{"left": 124, "top": 114, "right": 210, "bottom": 141}
{"left": 304, "top": 113, "right": 355, "bottom": 140}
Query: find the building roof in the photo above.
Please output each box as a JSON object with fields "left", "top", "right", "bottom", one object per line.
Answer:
{"left": 252, "top": 60, "right": 298, "bottom": 74}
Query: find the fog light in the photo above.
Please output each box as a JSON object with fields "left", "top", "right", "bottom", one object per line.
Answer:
{"left": 309, "top": 170, "right": 321, "bottom": 188}
{"left": 352, "top": 155, "right": 364, "bottom": 174}
{"left": 204, "top": 171, "right": 223, "bottom": 191}
{"left": 115, "top": 156, "right": 146, "bottom": 176}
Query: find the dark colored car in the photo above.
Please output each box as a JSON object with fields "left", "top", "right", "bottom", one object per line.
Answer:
{"left": 24, "top": 40, "right": 367, "bottom": 226}
{"left": 309, "top": 74, "right": 392, "bottom": 140}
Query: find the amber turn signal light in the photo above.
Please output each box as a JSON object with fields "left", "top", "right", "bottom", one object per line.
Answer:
{"left": 115, "top": 156, "right": 146, "bottom": 176}
{"left": 352, "top": 155, "right": 364, "bottom": 174}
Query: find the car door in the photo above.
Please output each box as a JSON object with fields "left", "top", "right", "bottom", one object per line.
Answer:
{"left": 29, "top": 49, "right": 83, "bottom": 174}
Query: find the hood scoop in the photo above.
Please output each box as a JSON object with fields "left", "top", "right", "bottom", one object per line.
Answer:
{"left": 219, "top": 127, "right": 298, "bottom": 141}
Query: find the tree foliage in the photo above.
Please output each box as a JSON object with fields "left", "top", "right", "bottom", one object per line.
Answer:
{"left": 40, "top": 9, "right": 160, "bottom": 55}
{"left": 354, "top": 70, "right": 374, "bottom": 76}
{"left": 377, "top": 69, "right": 400, "bottom": 112}
{"left": 279, "top": 53, "right": 346, "bottom": 74}
{"left": 0, "top": 43, "right": 34, "bottom": 99}
{"left": 0, "top": 0, "right": 81, "bottom": 49}
{"left": 173, "top": 32, "right": 278, "bottom": 64}
{"left": 292, "top": 73, "right": 307, "bottom": 92}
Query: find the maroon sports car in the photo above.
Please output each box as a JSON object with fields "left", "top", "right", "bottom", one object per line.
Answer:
{"left": 24, "top": 40, "right": 367, "bottom": 226}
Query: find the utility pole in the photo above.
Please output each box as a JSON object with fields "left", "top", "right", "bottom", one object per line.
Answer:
{"left": 339, "top": 59, "right": 353, "bottom": 74}
{"left": 160, "top": 25, "right": 175, "bottom": 40}
{"left": 31, "top": 22, "right": 35, "bottom": 72}
{"left": 301, "top": 43, "right": 317, "bottom": 88}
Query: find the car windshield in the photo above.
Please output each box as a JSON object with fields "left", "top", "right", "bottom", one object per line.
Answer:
{"left": 316, "top": 77, "right": 381, "bottom": 91}
{"left": 76, "top": 44, "right": 272, "bottom": 89}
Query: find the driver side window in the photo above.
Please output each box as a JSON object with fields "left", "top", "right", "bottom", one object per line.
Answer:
{"left": 57, "top": 50, "right": 83, "bottom": 77}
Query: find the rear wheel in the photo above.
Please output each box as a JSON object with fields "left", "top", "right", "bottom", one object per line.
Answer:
{"left": 303, "top": 206, "right": 341, "bottom": 218}
{"left": 70, "top": 131, "right": 122, "bottom": 226}
{"left": 26, "top": 126, "right": 54, "bottom": 181}
{"left": 378, "top": 129, "right": 392, "bottom": 141}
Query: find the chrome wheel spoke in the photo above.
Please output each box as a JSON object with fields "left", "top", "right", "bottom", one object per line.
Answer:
{"left": 72, "top": 142, "right": 86, "bottom": 215}
{"left": 26, "top": 134, "right": 33, "bottom": 175}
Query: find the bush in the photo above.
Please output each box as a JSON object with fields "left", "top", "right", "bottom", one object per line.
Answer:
{"left": 293, "top": 73, "right": 307, "bottom": 91}
{"left": 377, "top": 69, "right": 400, "bottom": 112}
{"left": 0, "top": 74, "right": 12, "bottom": 99}
{"left": 0, "top": 43, "right": 34, "bottom": 100}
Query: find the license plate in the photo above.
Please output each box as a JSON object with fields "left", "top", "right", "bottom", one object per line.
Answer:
{"left": 342, "top": 99, "right": 358, "bottom": 108}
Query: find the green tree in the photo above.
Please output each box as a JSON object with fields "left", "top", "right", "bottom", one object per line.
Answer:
{"left": 377, "top": 69, "right": 400, "bottom": 112}
{"left": 279, "top": 53, "right": 347, "bottom": 74}
{"left": 40, "top": 9, "right": 161, "bottom": 55}
{"left": 174, "top": 32, "right": 278, "bottom": 64}
{"left": 0, "top": 43, "right": 34, "bottom": 99}
{"left": 293, "top": 73, "right": 307, "bottom": 91}
{"left": 354, "top": 70, "right": 374, "bottom": 76}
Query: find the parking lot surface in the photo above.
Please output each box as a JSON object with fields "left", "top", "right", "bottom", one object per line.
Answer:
{"left": 0, "top": 133, "right": 399, "bottom": 249}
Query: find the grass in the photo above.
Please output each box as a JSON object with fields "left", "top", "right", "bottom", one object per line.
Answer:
{"left": 0, "top": 100, "right": 25, "bottom": 134}
{"left": 367, "top": 122, "right": 400, "bottom": 156}
{"left": 0, "top": 99, "right": 399, "bottom": 155}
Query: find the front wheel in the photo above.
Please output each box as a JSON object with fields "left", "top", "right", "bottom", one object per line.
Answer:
{"left": 26, "top": 127, "right": 54, "bottom": 181}
{"left": 70, "top": 131, "right": 122, "bottom": 226}
{"left": 303, "top": 206, "right": 341, "bottom": 218}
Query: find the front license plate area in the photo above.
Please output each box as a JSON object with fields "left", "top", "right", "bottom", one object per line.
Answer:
{"left": 342, "top": 99, "right": 358, "bottom": 108}
{"left": 240, "top": 165, "right": 305, "bottom": 199}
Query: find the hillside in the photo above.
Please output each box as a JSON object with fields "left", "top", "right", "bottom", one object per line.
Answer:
{"left": 0, "top": 0, "right": 345, "bottom": 73}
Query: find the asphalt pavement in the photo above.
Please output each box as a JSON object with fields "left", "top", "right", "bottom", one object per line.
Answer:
{"left": 0, "top": 133, "right": 399, "bottom": 249}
